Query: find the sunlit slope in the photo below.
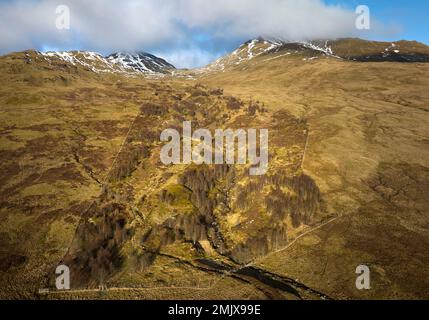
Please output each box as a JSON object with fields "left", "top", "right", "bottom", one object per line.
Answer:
{"left": 1, "top": 39, "right": 428, "bottom": 300}
{"left": 0, "top": 51, "right": 327, "bottom": 300}
{"left": 0, "top": 51, "right": 176, "bottom": 298}
{"left": 200, "top": 45, "right": 429, "bottom": 299}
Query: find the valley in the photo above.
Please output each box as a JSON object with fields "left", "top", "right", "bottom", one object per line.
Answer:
{"left": 0, "top": 38, "right": 428, "bottom": 300}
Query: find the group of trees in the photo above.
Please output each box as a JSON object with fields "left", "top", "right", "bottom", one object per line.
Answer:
{"left": 109, "top": 143, "right": 149, "bottom": 182}
{"left": 62, "top": 202, "right": 132, "bottom": 287}
{"left": 140, "top": 102, "right": 168, "bottom": 116}
{"left": 266, "top": 174, "right": 322, "bottom": 227}
{"left": 226, "top": 96, "right": 243, "bottom": 110}
{"left": 141, "top": 165, "right": 234, "bottom": 262}
{"left": 179, "top": 164, "right": 233, "bottom": 215}
{"left": 236, "top": 173, "right": 322, "bottom": 228}
{"left": 230, "top": 225, "right": 288, "bottom": 264}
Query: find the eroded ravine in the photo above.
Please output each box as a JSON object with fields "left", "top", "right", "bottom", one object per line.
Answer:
{"left": 44, "top": 83, "right": 328, "bottom": 299}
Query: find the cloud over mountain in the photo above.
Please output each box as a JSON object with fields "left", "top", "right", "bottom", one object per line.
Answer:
{"left": 0, "top": 0, "right": 393, "bottom": 67}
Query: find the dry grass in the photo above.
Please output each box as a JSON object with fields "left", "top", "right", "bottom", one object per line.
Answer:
{"left": 1, "top": 46, "right": 428, "bottom": 299}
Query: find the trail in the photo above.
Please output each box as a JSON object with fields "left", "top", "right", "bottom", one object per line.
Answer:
{"left": 102, "top": 111, "right": 141, "bottom": 183}
{"left": 252, "top": 215, "right": 341, "bottom": 263}
{"left": 301, "top": 128, "right": 310, "bottom": 168}
{"left": 201, "top": 214, "right": 341, "bottom": 294}
{"left": 41, "top": 214, "right": 340, "bottom": 299}
{"left": 42, "top": 108, "right": 337, "bottom": 299}
{"left": 40, "top": 108, "right": 143, "bottom": 291}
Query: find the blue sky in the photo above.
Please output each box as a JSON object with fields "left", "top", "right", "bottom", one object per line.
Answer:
{"left": 325, "top": 0, "right": 429, "bottom": 44}
{"left": 0, "top": 0, "right": 427, "bottom": 68}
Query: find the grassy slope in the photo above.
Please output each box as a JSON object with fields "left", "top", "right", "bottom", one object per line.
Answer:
{"left": 0, "top": 51, "right": 163, "bottom": 297}
{"left": 1, "top": 47, "right": 428, "bottom": 300}
{"left": 201, "top": 53, "right": 429, "bottom": 299}
{"left": 1, "top": 52, "right": 313, "bottom": 299}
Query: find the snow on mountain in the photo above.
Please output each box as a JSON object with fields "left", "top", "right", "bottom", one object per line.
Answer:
{"left": 106, "top": 52, "right": 175, "bottom": 74}
{"left": 201, "top": 38, "right": 284, "bottom": 73}
{"left": 197, "top": 38, "right": 429, "bottom": 75}
{"left": 199, "top": 38, "right": 342, "bottom": 73}
{"left": 39, "top": 51, "right": 175, "bottom": 75}
{"left": 36, "top": 38, "right": 429, "bottom": 78}
{"left": 299, "top": 40, "right": 340, "bottom": 58}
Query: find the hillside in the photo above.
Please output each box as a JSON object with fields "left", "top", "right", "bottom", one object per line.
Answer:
{"left": 38, "top": 50, "right": 175, "bottom": 75}
{"left": 196, "top": 38, "right": 429, "bottom": 74}
{"left": 0, "top": 38, "right": 428, "bottom": 300}
{"left": 200, "top": 38, "right": 429, "bottom": 299}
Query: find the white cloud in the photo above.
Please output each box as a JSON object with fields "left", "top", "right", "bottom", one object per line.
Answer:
{"left": 177, "top": 0, "right": 357, "bottom": 40}
{"left": 155, "top": 47, "right": 223, "bottom": 69}
{"left": 0, "top": 0, "right": 392, "bottom": 67}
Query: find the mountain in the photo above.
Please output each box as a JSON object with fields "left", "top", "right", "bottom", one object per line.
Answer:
{"left": 106, "top": 52, "right": 175, "bottom": 73}
{"left": 201, "top": 38, "right": 284, "bottom": 72}
{"left": 320, "top": 38, "right": 429, "bottom": 62}
{"left": 198, "top": 37, "right": 429, "bottom": 73}
{"left": 200, "top": 38, "right": 284, "bottom": 72}
{"left": 14, "top": 38, "right": 429, "bottom": 78}
{"left": 39, "top": 50, "right": 175, "bottom": 75}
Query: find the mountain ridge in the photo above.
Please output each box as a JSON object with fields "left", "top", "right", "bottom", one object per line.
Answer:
{"left": 3, "top": 38, "right": 429, "bottom": 77}
{"left": 39, "top": 50, "right": 176, "bottom": 75}
{"left": 3, "top": 38, "right": 429, "bottom": 79}
{"left": 199, "top": 37, "right": 429, "bottom": 73}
